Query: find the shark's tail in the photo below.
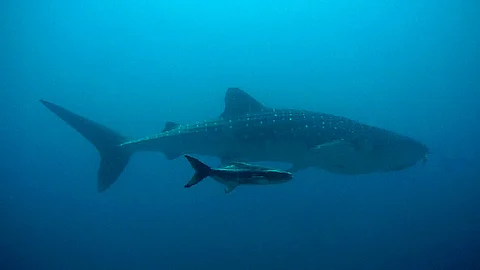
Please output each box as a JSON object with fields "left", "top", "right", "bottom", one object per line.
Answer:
{"left": 184, "top": 155, "right": 212, "bottom": 188}
{"left": 40, "top": 100, "right": 133, "bottom": 192}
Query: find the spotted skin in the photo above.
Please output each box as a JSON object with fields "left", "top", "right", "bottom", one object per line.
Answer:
{"left": 121, "top": 93, "right": 428, "bottom": 175}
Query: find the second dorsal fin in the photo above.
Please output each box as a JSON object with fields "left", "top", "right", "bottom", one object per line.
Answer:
{"left": 162, "top": 121, "right": 179, "bottom": 132}
{"left": 219, "top": 88, "right": 266, "bottom": 119}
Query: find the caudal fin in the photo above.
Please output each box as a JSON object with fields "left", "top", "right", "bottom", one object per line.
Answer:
{"left": 184, "top": 155, "right": 212, "bottom": 188}
{"left": 40, "top": 100, "right": 132, "bottom": 192}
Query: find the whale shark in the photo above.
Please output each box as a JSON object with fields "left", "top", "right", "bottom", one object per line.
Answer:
{"left": 183, "top": 155, "right": 293, "bottom": 193}
{"left": 40, "top": 88, "right": 428, "bottom": 192}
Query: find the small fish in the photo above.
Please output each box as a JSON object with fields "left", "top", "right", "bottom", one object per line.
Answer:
{"left": 184, "top": 155, "right": 293, "bottom": 193}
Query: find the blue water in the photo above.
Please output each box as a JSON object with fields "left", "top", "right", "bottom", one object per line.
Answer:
{"left": 2, "top": 1, "right": 479, "bottom": 269}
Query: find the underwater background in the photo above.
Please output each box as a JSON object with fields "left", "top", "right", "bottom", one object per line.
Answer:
{"left": 1, "top": 0, "right": 479, "bottom": 269}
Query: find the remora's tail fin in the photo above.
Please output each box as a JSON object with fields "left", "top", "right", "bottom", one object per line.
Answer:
{"left": 184, "top": 155, "right": 212, "bottom": 188}
{"left": 40, "top": 100, "right": 132, "bottom": 192}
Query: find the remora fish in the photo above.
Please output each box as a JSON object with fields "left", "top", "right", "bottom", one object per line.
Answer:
{"left": 183, "top": 155, "right": 293, "bottom": 193}
{"left": 40, "top": 88, "right": 428, "bottom": 192}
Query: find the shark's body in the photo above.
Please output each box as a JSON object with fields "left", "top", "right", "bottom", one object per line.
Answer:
{"left": 40, "top": 88, "right": 428, "bottom": 192}
{"left": 183, "top": 155, "right": 293, "bottom": 193}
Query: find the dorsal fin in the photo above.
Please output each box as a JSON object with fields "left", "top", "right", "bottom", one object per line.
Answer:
{"left": 162, "top": 121, "right": 179, "bottom": 132}
{"left": 220, "top": 88, "right": 266, "bottom": 119}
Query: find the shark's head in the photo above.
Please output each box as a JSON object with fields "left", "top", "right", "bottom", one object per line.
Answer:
{"left": 378, "top": 136, "right": 429, "bottom": 172}
{"left": 311, "top": 132, "right": 429, "bottom": 175}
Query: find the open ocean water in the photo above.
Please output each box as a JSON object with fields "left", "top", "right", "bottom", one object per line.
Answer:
{"left": 1, "top": 1, "right": 479, "bottom": 269}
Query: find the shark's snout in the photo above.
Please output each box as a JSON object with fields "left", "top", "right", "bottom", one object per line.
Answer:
{"left": 384, "top": 137, "right": 429, "bottom": 172}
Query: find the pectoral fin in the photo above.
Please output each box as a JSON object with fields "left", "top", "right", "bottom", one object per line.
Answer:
{"left": 224, "top": 183, "right": 239, "bottom": 193}
{"left": 313, "top": 140, "right": 354, "bottom": 152}
{"left": 313, "top": 138, "right": 374, "bottom": 155}
{"left": 311, "top": 139, "right": 372, "bottom": 174}
{"left": 351, "top": 137, "right": 374, "bottom": 152}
